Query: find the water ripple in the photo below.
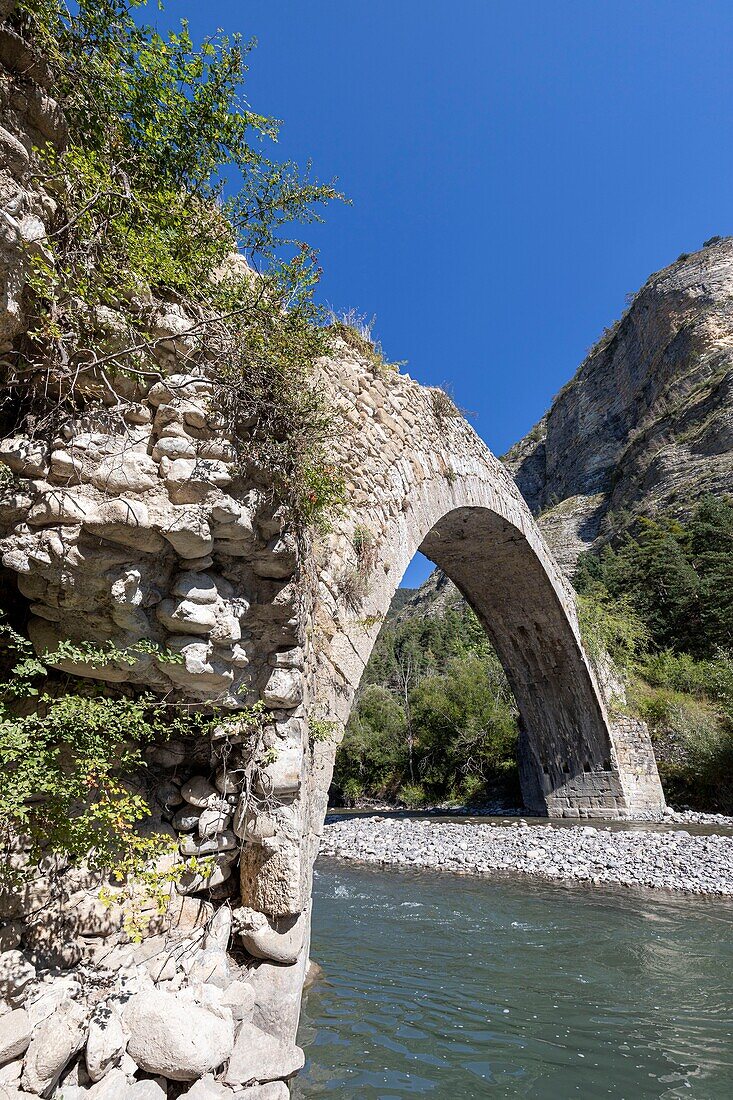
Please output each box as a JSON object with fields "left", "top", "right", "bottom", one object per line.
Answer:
{"left": 294, "top": 862, "right": 733, "bottom": 1100}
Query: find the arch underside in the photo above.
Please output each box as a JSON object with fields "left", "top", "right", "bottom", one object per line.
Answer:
{"left": 419, "top": 507, "right": 624, "bottom": 815}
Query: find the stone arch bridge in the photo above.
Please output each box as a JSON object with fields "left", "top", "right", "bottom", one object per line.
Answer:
{"left": 0, "top": 337, "right": 665, "bottom": 1066}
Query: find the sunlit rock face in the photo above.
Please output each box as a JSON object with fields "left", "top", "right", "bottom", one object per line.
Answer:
{"left": 504, "top": 238, "right": 733, "bottom": 573}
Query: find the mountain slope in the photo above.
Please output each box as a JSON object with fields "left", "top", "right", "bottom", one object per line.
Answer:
{"left": 502, "top": 237, "right": 733, "bottom": 573}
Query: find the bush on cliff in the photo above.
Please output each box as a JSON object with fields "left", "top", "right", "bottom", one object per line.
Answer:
{"left": 1, "top": 0, "right": 342, "bottom": 899}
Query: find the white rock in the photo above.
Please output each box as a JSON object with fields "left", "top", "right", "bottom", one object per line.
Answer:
{"left": 85, "top": 1005, "right": 130, "bottom": 1082}
{"left": 262, "top": 669, "right": 302, "bottom": 710}
{"left": 180, "top": 777, "right": 218, "bottom": 808}
{"left": 86, "top": 1067, "right": 131, "bottom": 1100}
{"left": 0, "top": 1009, "right": 31, "bottom": 1065}
{"left": 0, "top": 952, "right": 35, "bottom": 1007}
{"left": 179, "top": 1073, "right": 230, "bottom": 1100}
{"left": 224, "top": 1022, "right": 304, "bottom": 1087}
{"left": 179, "top": 832, "right": 237, "bottom": 858}
{"left": 237, "top": 1085, "right": 289, "bottom": 1100}
{"left": 171, "top": 573, "right": 219, "bottom": 605}
{"left": 91, "top": 452, "right": 159, "bottom": 494}
{"left": 128, "top": 1079, "right": 167, "bottom": 1100}
{"left": 161, "top": 514, "right": 213, "bottom": 560}
{"left": 21, "top": 998, "right": 88, "bottom": 1095}
{"left": 156, "top": 599, "right": 217, "bottom": 636}
{"left": 254, "top": 740, "right": 302, "bottom": 797}
{"left": 197, "top": 807, "right": 231, "bottom": 839}
{"left": 233, "top": 907, "right": 307, "bottom": 966}
{"left": 219, "top": 980, "right": 255, "bottom": 1023}
{"left": 123, "top": 990, "right": 233, "bottom": 1081}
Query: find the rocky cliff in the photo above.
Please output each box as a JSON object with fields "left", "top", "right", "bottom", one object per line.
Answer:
{"left": 503, "top": 238, "right": 733, "bottom": 573}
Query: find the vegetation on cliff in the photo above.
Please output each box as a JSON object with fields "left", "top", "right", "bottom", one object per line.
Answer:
{"left": 1, "top": 0, "right": 342, "bottom": 899}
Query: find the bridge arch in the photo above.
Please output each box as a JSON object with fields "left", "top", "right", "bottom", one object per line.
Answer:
{"left": 311, "top": 353, "right": 664, "bottom": 823}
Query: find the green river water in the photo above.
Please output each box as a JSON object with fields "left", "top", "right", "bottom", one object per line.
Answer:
{"left": 294, "top": 859, "right": 733, "bottom": 1099}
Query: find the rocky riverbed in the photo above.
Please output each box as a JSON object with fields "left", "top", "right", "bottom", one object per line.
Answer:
{"left": 318, "top": 817, "right": 733, "bottom": 895}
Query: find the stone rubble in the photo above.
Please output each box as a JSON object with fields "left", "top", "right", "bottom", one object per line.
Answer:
{"left": 319, "top": 817, "right": 733, "bottom": 896}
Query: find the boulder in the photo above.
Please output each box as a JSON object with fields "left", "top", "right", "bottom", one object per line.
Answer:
{"left": 0, "top": 1010, "right": 31, "bottom": 1065}
{"left": 85, "top": 1005, "right": 130, "bottom": 1082}
{"left": 261, "top": 669, "right": 302, "bottom": 710}
{"left": 91, "top": 452, "right": 159, "bottom": 495}
{"left": 233, "top": 908, "right": 306, "bottom": 966}
{"left": 0, "top": 952, "right": 35, "bottom": 1007}
{"left": 123, "top": 990, "right": 233, "bottom": 1081}
{"left": 21, "top": 998, "right": 88, "bottom": 1095}
{"left": 224, "top": 1022, "right": 304, "bottom": 1087}
{"left": 179, "top": 1073, "right": 230, "bottom": 1100}
{"left": 238, "top": 1085, "right": 289, "bottom": 1100}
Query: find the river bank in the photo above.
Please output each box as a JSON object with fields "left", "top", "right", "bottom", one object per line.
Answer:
{"left": 318, "top": 816, "right": 733, "bottom": 895}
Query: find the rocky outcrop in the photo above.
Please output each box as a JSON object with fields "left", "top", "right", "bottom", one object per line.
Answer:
{"left": 503, "top": 238, "right": 733, "bottom": 573}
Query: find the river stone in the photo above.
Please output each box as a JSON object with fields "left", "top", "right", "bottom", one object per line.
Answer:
{"left": 179, "top": 1074, "right": 231, "bottom": 1100}
{"left": 21, "top": 998, "right": 88, "bottom": 1095}
{"left": 233, "top": 908, "right": 306, "bottom": 966}
{"left": 238, "top": 1085, "right": 289, "bottom": 1100}
{"left": 123, "top": 989, "right": 233, "bottom": 1081}
{"left": 224, "top": 1022, "right": 304, "bottom": 1086}
{"left": 179, "top": 831, "right": 237, "bottom": 857}
{"left": 0, "top": 1009, "right": 31, "bottom": 1065}
{"left": 197, "top": 807, "right": 230, "bottom": 839}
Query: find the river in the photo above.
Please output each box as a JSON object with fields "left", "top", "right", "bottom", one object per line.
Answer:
{"left": 294, "top": 860, "right": 733, "bottom": 1099}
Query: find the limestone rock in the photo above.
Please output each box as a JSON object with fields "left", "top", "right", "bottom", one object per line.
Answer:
{"left": 504, "top": 238, "right": 733, "bottom": 573}
{"left": 85, "top": 1005, "right": 130, "bottom": 1082}
{"left": 232, "top": 907, "right": 306, "bottom": 966}
{"left": 0, "top": 952, "right": 35, "bottom": 1007}
{"left": 237, "top": 1085, "right": 289, "bottom": 1100}
{"left": 123, "top": 990, "right": 233, "bottom": 1081}
{"left": 21, "top": 998, "right": 88, "bottom": 1095}
{"left": 262, "top": 669, "right": 302, "bottom": 710}
{"left": 224, "top": 1022, "right": 304, "bottom": 1087}
{"left": 0, "top": 1009, "right": 31, "bottom": 1066}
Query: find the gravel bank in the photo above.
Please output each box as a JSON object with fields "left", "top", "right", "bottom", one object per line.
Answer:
{"left": 319, "top": 817, "right": 733, "bottom": 896}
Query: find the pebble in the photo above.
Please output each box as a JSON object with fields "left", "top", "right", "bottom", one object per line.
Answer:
{"left": 319, "top": 817, "right": 733, "bottom": 895}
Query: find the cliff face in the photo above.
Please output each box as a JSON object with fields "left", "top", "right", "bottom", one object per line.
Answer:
{"left": 504, "top": 238, "right": 733, "bottom": 573}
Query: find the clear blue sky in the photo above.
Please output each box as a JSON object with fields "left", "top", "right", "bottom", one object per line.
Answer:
{"left": 150, "top": 1, "right": 733, "bottom": 586}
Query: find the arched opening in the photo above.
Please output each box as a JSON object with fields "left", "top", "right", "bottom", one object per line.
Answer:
{"left": 319, "top": 497, "right": 663, "bottom": 820}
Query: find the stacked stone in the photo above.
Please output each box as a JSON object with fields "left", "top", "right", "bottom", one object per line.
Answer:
{"left": 0, "top": 903, "right": 302, "bottom": 1099}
